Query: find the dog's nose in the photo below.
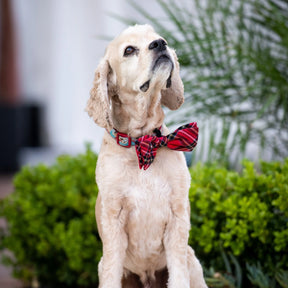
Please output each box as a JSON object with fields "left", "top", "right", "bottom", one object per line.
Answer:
{"left": 148, "top": 39, "right": 167, "bottom": 52}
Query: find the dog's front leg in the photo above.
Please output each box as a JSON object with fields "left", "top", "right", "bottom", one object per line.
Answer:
{"left": 97, "top": 194, "right": 128, "bottom": 288}
{"left": 164, "top": 198, "right": 191, "bottom": 288}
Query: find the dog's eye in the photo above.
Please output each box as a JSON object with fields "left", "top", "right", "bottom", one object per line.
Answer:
{"left": 124, "top": 46, "right": 136, "bottom": 56}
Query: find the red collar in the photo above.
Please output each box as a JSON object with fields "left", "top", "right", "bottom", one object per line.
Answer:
{"left": 108, "top": 128, "right": 136, "bottom": 148}
{"left": 108, "top": 127, "right": 162, "bottom": 148}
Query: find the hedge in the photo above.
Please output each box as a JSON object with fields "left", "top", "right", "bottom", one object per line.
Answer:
{"left": 189, "top": 159, "right": 288, "bottom": 287}
{"left": 0, "top": 147, "right": 287, "bottom": 287}
{"left": 0, "top": 147, "right": 100, "bottom": 287}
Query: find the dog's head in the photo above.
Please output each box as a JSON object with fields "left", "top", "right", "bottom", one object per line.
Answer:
{"left": 86, "top": 24, "right": 184, "bottom": 131}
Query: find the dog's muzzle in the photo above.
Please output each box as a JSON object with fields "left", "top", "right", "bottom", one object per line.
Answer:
{"left": 140, "top": 39, "right": 174, "bottom": 92}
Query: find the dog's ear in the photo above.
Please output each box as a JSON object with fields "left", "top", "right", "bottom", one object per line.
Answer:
{"left": 161, "top": 50, "right": 184, "bottom": 110}
{"left": 86, "top": 58, "right": 113, "bottom": 129}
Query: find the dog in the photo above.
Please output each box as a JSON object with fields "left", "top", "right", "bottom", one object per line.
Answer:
{"left": 86, "top": 24, "right": 207, "bottom": 288}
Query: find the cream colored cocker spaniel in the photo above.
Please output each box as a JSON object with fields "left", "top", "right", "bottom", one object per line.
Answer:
{"left": 86, "top": 24, "right": 207, "bottom": 288}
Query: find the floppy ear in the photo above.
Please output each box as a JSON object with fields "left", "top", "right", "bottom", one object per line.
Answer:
{"left": 161, "top": 49, "right": 184, "bottom": 110}
{"left": 86, "top": 58, "right": 113, "bottom": 129}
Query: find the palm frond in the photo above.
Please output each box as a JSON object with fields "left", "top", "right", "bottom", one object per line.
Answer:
{"left": 112, "top": 0, "right": 288, "bottom": 166}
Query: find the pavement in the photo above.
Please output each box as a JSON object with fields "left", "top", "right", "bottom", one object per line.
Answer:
{"left": 0, "top": 175, "right": 23, "bottom": 288}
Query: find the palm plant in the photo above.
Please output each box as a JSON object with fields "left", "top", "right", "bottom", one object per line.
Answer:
{"left": 114, "top": 0, "right": 288, "bottom": 166}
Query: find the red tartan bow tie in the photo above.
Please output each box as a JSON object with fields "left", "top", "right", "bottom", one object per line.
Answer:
{"left": 135, "top": 122, "right": 198, "bottom": 170}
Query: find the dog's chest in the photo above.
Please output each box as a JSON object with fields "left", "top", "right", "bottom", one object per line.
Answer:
{"left": 122, "top": 172, "right": 172, "bottom": 270}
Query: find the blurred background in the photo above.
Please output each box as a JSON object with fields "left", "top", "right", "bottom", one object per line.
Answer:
{"left": 0, "top": 0, "right": 288, "bottom": 287}
{"left": 1, "top": 0, "right": 288, "bottom": 173}
{"left": 1, "top": 0, "right": 287, "bottom": 173}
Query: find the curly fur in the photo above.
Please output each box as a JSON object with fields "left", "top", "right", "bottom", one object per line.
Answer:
{"left": 86, "top": 24, "right": 207, "bottom": 288}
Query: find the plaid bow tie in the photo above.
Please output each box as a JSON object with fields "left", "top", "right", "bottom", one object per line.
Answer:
{"left": 135, "top": 122, "right": 198, "bottom": 170}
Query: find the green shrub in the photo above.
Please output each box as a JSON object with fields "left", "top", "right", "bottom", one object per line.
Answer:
{"left": 0, "top": 146, "right": 101, "bottom": 287}
{"left": 189, "top": 159, "right": 288, "bottom": 286}
{"left": 1, "top": 147, "right": 287, "bottom": 287}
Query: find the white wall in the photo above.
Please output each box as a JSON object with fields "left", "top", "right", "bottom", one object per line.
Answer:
{"left": 12, "top": 0, "right": 162, "bottom": 156}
